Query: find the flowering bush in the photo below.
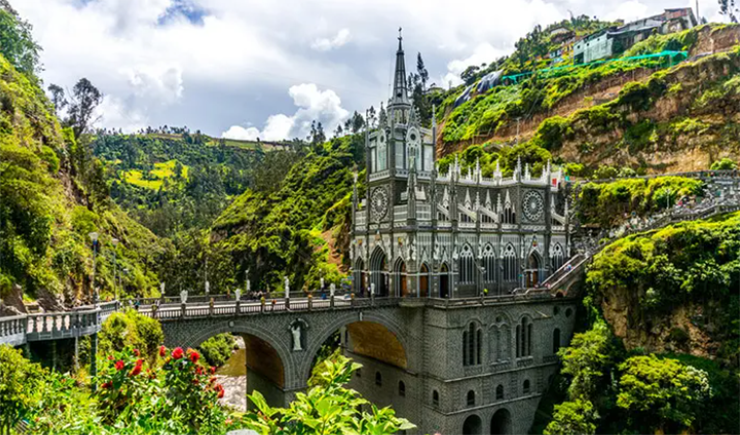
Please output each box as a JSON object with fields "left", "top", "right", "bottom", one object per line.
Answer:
{"left": 18, "top": 346, "right": 238, "bottom": 434}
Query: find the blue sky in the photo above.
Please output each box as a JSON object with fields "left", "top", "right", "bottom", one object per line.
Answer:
{"left": 17, "top": 0, "right": 726, "bottom": 140}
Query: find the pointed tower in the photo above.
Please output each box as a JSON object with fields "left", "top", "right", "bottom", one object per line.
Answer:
{"left": 389, "top": 27, "right": 411, "bottom": 113}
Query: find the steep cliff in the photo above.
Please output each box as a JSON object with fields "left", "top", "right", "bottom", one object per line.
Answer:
{"left": 0, "top": 53, "right": 166, "bottom": 308}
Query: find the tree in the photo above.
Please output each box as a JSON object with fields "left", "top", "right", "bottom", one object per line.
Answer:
{"left": 309, "top": 120, "right": 326, "bottom": 147}
{"left": 417, "top": 52, "right": 429, "bottom": 87}
{"left": 351, "top": 110, "right": 365, "bottom": 134}
{"left": 0, "top": 8, "right": 41, "bottom": 78}
{"left": 710, "top": 157, "right": 738, "bottom": 170}
{"left": 67, "top": 78, "right": 103, "bottom": 139}
{"left": 47, "top": 83, "right": 67, "bottom": 114}
{"left": 460, "top": 65, "right": 480, "bottom": 86}
{"left": 718, "top": 0, "right": 738, "bottom": 22}
{"left": 243, "top": 354, "right": 415, "bottom": 434}
{"left": 558, "top": 321, "right": 612, "bottom": 400}
{"left": 0, "top": 345, "right": 43, "bottom": 434}
{"left": 617, "top": 355, "right": 711, "bottom": 432}
{"left": 544, "top": 399, "right": 599, "bottom": 435}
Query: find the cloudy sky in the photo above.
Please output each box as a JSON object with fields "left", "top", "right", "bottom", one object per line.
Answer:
{"left": 16, "top": 0, "right": 726, "bottom": 141}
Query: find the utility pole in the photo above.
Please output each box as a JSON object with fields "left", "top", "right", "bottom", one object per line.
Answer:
{"left": 696, "top": 0, "right": 700, "bottom": 23}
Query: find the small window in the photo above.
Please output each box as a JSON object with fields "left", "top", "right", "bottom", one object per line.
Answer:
{"left": 553, "top": 328, "right": 561, "bottom": 354}
{"left": 523, "top": 379, "right": 531, "bottom": 394}
{"left": 496, "top": 384, "right": 504, "bottom": 400}
{"left": 432, "top": 390, "right": 439, "bottom": 407}
{"left": 553, "top": 306, "right": 560, "bottom": 316}
{"left": 398, "top": 381, "right": 406, "bottom": 397}
{"left": 466, "top": 390, "right": 475, "bottom": 407}
{"left": 375, "top": 372, "right": 382, "bottom": 386}
{"left": 565, "top": 308, "right": 573, "bottom": 317}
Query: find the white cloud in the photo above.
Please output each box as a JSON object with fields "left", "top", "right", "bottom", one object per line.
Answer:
{"left": 125, "top": 64, "right": 184, "bottom": 105}
{"left": 94, "top": 95, "right": 149, "bottom": 133}
{"left": 443, "top": 43, "right": 510, "bottom": 87}
{"left": 311, "top": 28, "right": 351, "bottom": 51}
{"left": 222, "top": 83, "right": 349, "bottom": 141}
{"left": 16, "top": 0, "right": 729, "bottom": 136}
{"left": 604, "top": 1, "right": 649, "bottom": 22}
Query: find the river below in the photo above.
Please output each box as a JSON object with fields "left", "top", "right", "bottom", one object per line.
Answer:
{"left": 216, "top": 337, "right": 247, "bottom": 411}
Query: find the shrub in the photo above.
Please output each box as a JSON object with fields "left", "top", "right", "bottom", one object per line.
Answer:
{"left": 243, "top": 354, "right": 414, "bottom": 434}
{"left": 710, "top": 158, "right": 738, "bottom": 170}
{"left": 0, "top": 345, "right": 44, "bottom": 433}
{"left": 199, "top": 333, "right": 236, "bottom": 367}
{"left": 99, "top": 309, "right": 164, "bottom": 361}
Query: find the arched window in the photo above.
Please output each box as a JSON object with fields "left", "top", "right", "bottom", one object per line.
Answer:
{"left": 482, "top": 244, "right": 496, "bottom": 285}
{"left": 553, "top": 328, "right": 561, "bottom": 354}
{"left": 496, "top": 384, "right": 504, "bottom": 400}
{"left": 552, "top": 243, "right": 565, "bottom": 272}
{"left": 523, "top": 379, "right": 531, "bottom": 394}
{"left": 493, "top": 322, "right": 510, "bottom": 362}
{"left": 503, "top": 245, "right": 518, "bottom": 282}
{"left": 375, "top": 372, "right": 382, "bottom": 386}
{"left": 458, "top": 245, "right": 475, "bottom": 284}
{"left": 517, "top": 317, "right": 533, "bottom": 358}
{"left": 398, "top": 381, "right": 406, "bottom": 397}
{"left": 467, "top": 390, "right": 476, "bottom": 406}
{"left": 463, "top": 322, "right": 482, "bottom": 366}
{"left": 432, "top": 390, "right": 439, "bottom": 407}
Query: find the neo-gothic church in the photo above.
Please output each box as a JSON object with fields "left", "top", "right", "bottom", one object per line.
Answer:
{"left": 350, "top": 35, "right": 571, "bottom": 298}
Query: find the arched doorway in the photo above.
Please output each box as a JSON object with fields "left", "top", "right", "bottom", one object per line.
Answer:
{"left": 394, "top": 258, "right": 408, "bottom": 297}
{"left": 462, "top": 414, "right": 482, "bottom": 435}
{"left": 490, "top": 408, "right": 512, "bottom": 434}
{"left": 439, "top": 263, "right": 450, "bottom": 298}
{"left": 370, "top": 247, "right": 389, "bottom": 297}
{"left": 526, "top": 252, "right": 541, "bottom": 287}
{"left": 419, "top": 264, "right": 429, "bottom": 297}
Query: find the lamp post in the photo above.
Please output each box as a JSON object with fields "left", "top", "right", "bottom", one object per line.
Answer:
{"left": 89, "top": 232, "right": 99, "bottom": 304}
{"left": 112, "top": 238, "right": 119, "bottom": 300}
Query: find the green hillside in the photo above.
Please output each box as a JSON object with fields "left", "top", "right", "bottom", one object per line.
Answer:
{"left": 0, "top": 52, "right": 167, "bottom": 303}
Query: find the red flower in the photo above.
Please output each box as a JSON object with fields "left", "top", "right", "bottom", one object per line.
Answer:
{"left": 129, "top": 359, "right": 143, "bottom": 376}
{"left": 114, "top": 360, "right": 125, "bottom": 371}
{"left": 210, "top": 366, "right": 216, "bottom": 374}
{"left": 172, "top": 347, "right": 184, "bottom": 360}
{"left": 196, "top": 366, "right": 203, "bottom": 375}
{"left": 133, "top": 348, "right": 140, "bottom": 357}
{"left": 209, "top": 376, "right": 217, "bottom": 384}
{"left": 189, "top": 350, "right": 200, "bottom": 364}
{"left": 215, "top": 384, "right": 225, "bottom": 399}
{"left": 159, "top": 345, "right": 166, "bottom": 357}
{"left": 101, "top": 381, "right": 112, "bottom": 389}
{"left": 107, "top": 355, "right": 113, "bottom": 361}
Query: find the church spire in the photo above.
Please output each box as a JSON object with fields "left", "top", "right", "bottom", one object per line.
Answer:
{"left": 389, "top": 27, "right": 410, "bottom": 109}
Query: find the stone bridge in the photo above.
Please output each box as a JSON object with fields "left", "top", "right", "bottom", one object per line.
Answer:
{"left": 1, "top": 170, "right": 738, "bottom": 434}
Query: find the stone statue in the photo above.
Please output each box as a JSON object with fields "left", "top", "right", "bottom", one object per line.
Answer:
{"left": 291, "top": 324, "right": 302, "bottom": 351}
{"left": 180, "top": 290, "right": 188, "bottom": 304}
{"left": 160, "top": 282, "right": 166, "bottom": 294}
{"left": 284, "top": 276, "right": 290, "bottom": 299}
{"left": 235, "top": 289, "right": 241, "bottom": 301}
{"left": 370, "top": 282, "right": 375, "bottom": 297}
{"left": 330, "top": 283, "right": 336, "bottom": 298}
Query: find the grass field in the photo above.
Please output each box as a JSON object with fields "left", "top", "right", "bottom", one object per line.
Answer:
{"left": 122, "top": 160, "right": 189, "bottom": 190}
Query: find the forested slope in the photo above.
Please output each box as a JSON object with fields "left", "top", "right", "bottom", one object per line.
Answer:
{"left": 437, "top": 24, "right": 740, "bottom": 176}
{"left": 0, "top": 53, "right": 166, "bottom": 309}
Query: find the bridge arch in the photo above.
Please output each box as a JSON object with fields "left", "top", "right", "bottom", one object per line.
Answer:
{"left": 166, "top": 319, "right": 297, "bottom": 407}
{"left": 300, "top": 309, "right": 411, "bottom": 383}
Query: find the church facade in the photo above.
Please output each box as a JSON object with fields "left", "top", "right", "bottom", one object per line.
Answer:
{"left": 350, "top": 35, "right": 572, "bottom": 299}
